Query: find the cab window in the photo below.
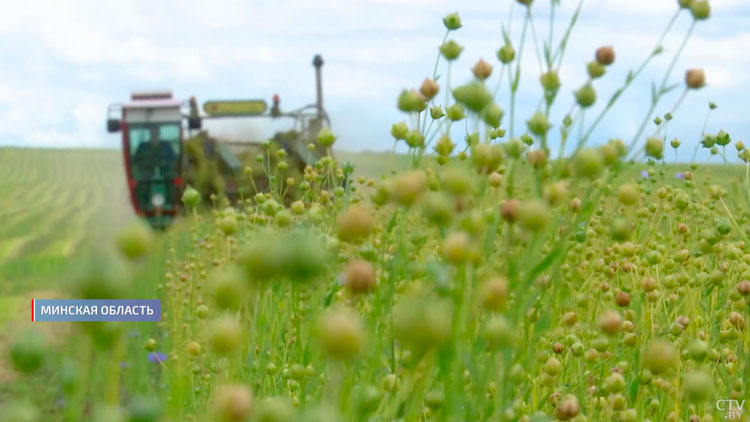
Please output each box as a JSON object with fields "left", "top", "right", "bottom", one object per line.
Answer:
{"left": 128, "top": 123, "right": 181, "bottom": 179}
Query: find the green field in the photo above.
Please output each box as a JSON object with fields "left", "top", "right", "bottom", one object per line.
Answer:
{"left": 0, "top": 146, "right": 744, "bottom": 298}
{"left": 2, "top": 146, "right": 750, "bottom": 421}
{"left": 0, "top": 148, "right": 137, "bottom": 294}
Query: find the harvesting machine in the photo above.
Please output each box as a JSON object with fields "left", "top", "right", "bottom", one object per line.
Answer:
{"left": 106, "top": 55, "right": 330, "bottom": 228}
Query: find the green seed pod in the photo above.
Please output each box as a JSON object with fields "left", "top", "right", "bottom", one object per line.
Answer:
{"left": 181, "top": 185, "right": 200, "bottom": 208}
{"left": 404, "top": 130, "right": 425, "bottom": 148}
{"left": 208, "top": 317, "right": 243, "bottom": 356}
{"left": 701, "top": 133, "right": 715, "bottom": 148}
{"left": 354, "top": 386, "right": 381, "bottom": 416}
{"left": 72, "top": 257, "right": 130, "bottom": 300}
{"left": 392, "top": 296, "right": 451, "bottom": 351}
{"left": 397, "top": 89, "right": 426, "bottom": 113}
{"left": 434, "top": 135, "right": 456, "bottom": 157}
{"left": 539, "top": 71, "right": 561, "bottom": 94}
{"left": 715, "top": 129, "right": 731, "bottom": 146}
{"left": 504, "top": 137, "right": 527, "bottom": 159}
{"left": 687, "top": 339, "right": 709, "bottom": 361}
{"left": 446, "top": 103, "right": 466, "bottom": 121}
{"left": 684, "top": 371, "right": 714, "bottom": 402}
{"left": 317, "top": 307, "right": 363, "bottom": 359}
{"left": 196, "top": 304, "right": 209, "bottom": 319}
{"left": 439, "top": 40, "right": 464, "bottom": 61}
{"left": 290, "top": 200, "right": 305, "bottom": 215}
{"left": 645, "top": 137, "right": 664, "bottom": 159}
{"left": 255, "top": 397, "right": 293, "bottom": 422}
{"left": 690, "top": 1, "right": 711, "bottom": 20}
{"left": 527, "top": 149, "right": 547, "bottom": 169}
{"left": 263, "top": 199, "right": 280, "bottom": 217}
{"left": 518, "top": 200, "right": 551, "bottom": 232}
{"left": 430, "top": 106, "right": 445, "bottom": 120}
{"left": 572, "top": 148, "right": 604, "bottom": 178}
{"left": 281, "top": 233, "right": 330, "bottom": 281}
{"left": 482, "top": 316, "right": 513, "bottom": 349}
{"left": 389, "top": 171, "right": 427, "bottom": 206}
{"left": 678, "top": 0, "right": 692, "bottom": 8}
{"left": 336, "top": 205, "right": 374, "bottom": 242}
{"left": 593, "top": 336, "right": 610, "bottom": 352}
{"left": 186, "top": 341, "right": 201, "bottom": 357}
{"left": 620, "top": 409, "right": 637, "bottom": 422}
{"left": 490, "top": 128, "right": 506, "bottom": 139}
{"left": 9, "top": 329, "right": 46, "bottom": 374}
{"left": 478, "top": 277, "right": 508, "bottom": 311}
{"left": 217, "top": 214, "right": 238, "bottom": 236}
{"left": 605, "top": 372, "right": 626, "bottom": 392}
{"left": 587, "top": 61, "right": 606, "bottom": 79}
{"left": 471, "top": 143, "right": 504, "bottom": 172}
{"left": 543, "top": 356, "right": 562, "bottom": 376}
{"left": 238, "top": 236, "right": 284, "bottom": 280}
{"left": 489, "top": 172, "right": 502, "bottom": 187}
{"left": 570, "top": 342, "right": 584, "bottom": 356}
{"left": 623, "top": 333, "right": 638, "bottom": 346}
{"left": 144, "top": 338, "right": 157, "bottom": 352}
{"left": 440, "top": 166, "right": 472, "bottom": 195}
{"left": 442, "top": 12, "right": 462, "bottom": 30}
{"left": 115, "top": 221, "right": 153, "bottom": 260}
{"left": 642, "top": 339, "right": 679, "bottom": 374}
{"left": 452, "top": 82, "right": 493, "bottom": 113}
{"left": 527, "top": 111, "right": 551, "bottom": 136}
{"left": 497, "top": 43, "right": 516, "bottom": 64}
{"left": 212, "top": 385, "right": 253, "bottom": 422}
{"left": 441, "top": 231, "right": 473, "bottom": 264}
{"left": 618, "top": 183, "right": 640, "bottom": 206}
{"left": 599, "top": 143, "right": 618, "bottom": 166}
{"left": 209, "top": 268, "right": 247, "bottom": 310}
{"left": 391, "top": 121, "right": 409, "bottom": 140}
{"left": 610, "top": 218, "right": 631, "bottom": 241}
{"left": 482, "top": 103, "right": 505, "bottom": 128}
{"left": 575, "top": 84, "right": 597, "bottom": 108}
{"left": 583, "top": 348, "right": 599, "bottom": 362}
{"left": 543, "top": 181, "right": 568, "bottom": 206}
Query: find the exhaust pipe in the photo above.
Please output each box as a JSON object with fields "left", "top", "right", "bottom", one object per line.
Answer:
{"left": 312, "top": 54, "right": 324, "bottom": 112}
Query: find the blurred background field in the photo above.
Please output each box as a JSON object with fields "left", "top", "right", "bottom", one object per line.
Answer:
{"left": 0, "top": 146, "right": 748, "bottom": 416}
{"left": 1, "top": 147, "right": 746, "bottom": 300}
{"left": 0, "top": 149, "right": 134, "bottom": 294}
{"left": 0, "top": 147, "right": 746, "bottom": 321}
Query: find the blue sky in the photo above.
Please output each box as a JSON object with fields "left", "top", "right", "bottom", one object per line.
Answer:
{"left": 0, "top": 0, "right": 748, "bottom": 161}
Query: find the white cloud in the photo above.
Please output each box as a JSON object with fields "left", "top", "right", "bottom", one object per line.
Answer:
{"left": 0, "top": 0, "right": 747, "bottom": 159}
